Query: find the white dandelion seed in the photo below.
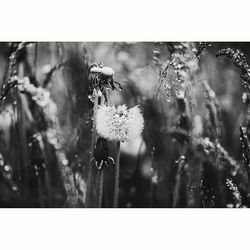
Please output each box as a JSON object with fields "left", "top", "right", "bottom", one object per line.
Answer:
{"left": 96, "top": 104, "right": 144, "bottom": 142}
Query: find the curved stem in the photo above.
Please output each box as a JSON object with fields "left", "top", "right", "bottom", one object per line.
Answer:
{"left": 98, "top": 170, "right": 104, "bottom": 208}
{"left": 113, "top": 141, "right": 121, "bottom": 208}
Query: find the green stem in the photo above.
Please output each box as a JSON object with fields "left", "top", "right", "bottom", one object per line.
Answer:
{"left": 97, "top": 170, "right": 104, "bottom": 208}
{"left": 113, "top": 141, "right": 121, "bottom": 208}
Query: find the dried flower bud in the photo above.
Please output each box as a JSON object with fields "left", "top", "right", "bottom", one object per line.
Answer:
{"left": 90, "top": 67, "right": 102, "bottom": 73}
{"left": 101, "top": 67, "right": 114, "bottom": 76}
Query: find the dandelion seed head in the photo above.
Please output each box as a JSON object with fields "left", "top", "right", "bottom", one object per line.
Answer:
{"left": 96, "top": 104, "right": 144, "bottom": 142}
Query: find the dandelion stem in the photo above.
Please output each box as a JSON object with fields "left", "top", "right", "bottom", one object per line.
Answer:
{"left": 113, "top": 141, "right": 120, "bottom": 208}
{"left": 85, "top": 94, "right": 98, "bottom": 207}
{"left": 97, "top": 170, "right": 104, "bottom": 208}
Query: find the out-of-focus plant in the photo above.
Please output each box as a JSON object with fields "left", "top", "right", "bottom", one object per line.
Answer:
{"left": 226, "top": 178, "right": 243, "bottom": 208}
{"left": 14, "top": 76, "right": 77, "bottom": 205}
{"left": 216, "top": 47, "right": 250, "bottom": 203}
{"left": 216, "top": 48, "right": 250, "bottom": 92}
{"left": 0, "top": 42, "right": 90, "bottom": 207}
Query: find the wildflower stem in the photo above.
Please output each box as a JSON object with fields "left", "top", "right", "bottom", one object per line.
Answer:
{"left": 97, "top": 170, "right": 104, "bottom": 208}
{"left": 113, "top": 141, "right": 120, "bottom": 208}
{"left": 85, "top": 94, "right": 98, "bottom": 207}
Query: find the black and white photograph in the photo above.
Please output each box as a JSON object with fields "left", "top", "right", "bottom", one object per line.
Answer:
{"left": 0, "top": 42, "right": 250, "bottom": 208}
{"left": 1, "top": 1, "right": 250, "bottom": 249}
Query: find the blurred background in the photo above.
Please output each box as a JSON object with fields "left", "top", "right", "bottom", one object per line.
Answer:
{"left": 0, "top": 42, "right": 249, "bottom": 208}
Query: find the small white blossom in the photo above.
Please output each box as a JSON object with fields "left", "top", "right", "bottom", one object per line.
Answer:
{"left": 96, "top": 104, "right": 144, "bottom": 142}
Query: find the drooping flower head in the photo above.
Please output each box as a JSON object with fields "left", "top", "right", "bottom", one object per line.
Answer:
{"left": 96, "top": 104, "right": 144, "bottom": 142}
{"left": 88, "top": 63, "right": 122, "bottom": 103}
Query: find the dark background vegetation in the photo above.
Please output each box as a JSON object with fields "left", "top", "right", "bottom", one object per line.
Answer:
{"left": 0, "top": 42, "right": 249, "bottom": 208}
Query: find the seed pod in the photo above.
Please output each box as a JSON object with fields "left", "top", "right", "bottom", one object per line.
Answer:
{"left": 90, "top": 67, "right": 102, "bottom": 73}
{"left": 101, "top": 67, "right": 114, "bottom": 76}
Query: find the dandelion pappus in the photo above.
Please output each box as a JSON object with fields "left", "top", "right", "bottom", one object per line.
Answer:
{"left": 88, "top": 63, "right": 122, "bottom": 103}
